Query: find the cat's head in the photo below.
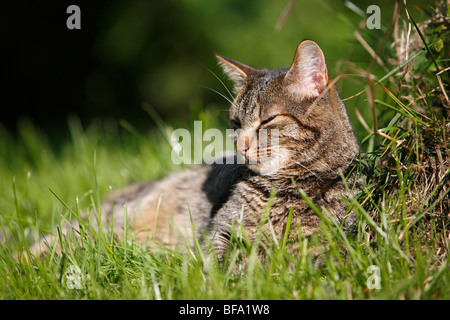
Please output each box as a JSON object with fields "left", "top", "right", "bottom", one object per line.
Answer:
{"left": 217, "top": 40, "right": 359, "bottom": 178}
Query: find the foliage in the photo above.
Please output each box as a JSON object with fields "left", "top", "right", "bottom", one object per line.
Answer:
{"left": 0, "top": 0, "right": 449, "bottom": 300}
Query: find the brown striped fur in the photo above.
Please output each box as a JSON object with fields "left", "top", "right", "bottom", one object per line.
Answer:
{"left": 100, "top": 40, "right": 362, "bottom": 262}
{"left": 29, "top": 40, "right": 362, "bottom": 263}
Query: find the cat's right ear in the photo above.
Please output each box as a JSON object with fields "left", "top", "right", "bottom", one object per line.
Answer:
{"left": 216, "top": 55, "right": 258, "bottom": 93}
{"left": 284, "top": 40, "right": 328, "bottom": 100}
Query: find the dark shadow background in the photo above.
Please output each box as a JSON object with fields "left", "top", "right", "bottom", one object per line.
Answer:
{"left": 2, "top": 0, "right": 429, "bottom": 140}
{"left": 4, "top": 0, "right": 216, "bottom": 132}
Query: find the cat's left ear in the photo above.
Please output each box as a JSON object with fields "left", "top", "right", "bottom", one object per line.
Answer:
{"left": 216, "top": 55, "right": 259, "bottom": 92}
{"left": 284, "top": 40, "right": 328, "bottom": 99}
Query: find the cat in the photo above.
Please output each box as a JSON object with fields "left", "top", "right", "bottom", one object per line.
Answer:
{"left": 29, "top": 40, "right": 362, "bottom": 264}
{"left": 100, "top": 40, "right": 362, "bottom": 262}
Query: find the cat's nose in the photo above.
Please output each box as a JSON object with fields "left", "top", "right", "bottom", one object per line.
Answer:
{"left": 237, "top": 135, "right": 250, "bottom": 155}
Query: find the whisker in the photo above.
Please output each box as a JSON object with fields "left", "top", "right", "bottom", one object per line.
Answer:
{"left": 276, "top": 147, "right": 315, "bottom": 161}
{"left": 278, "top": 147, "right": 330, "bottom": 172}
{"left": 212, "top": 153, "right": 245, "bottom": 188}
{"left": 204, "top": 67, "right": 234, "bottom": 100}
{"left": 201, "top": 85, "right": 237, "bottom": 108}
{"left": 270, "top": 151, "right": 323, "bottom": 182}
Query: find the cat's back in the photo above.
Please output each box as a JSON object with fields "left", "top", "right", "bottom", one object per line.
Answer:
{"left": 102, "top": 152, "right": 245, "bottom": 248}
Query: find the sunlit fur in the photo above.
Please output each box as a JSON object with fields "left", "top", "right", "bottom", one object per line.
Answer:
{"left": 30, "top": 41, "right": 363, "bottom": 265}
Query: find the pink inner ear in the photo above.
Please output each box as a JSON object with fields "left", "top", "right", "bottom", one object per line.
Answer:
{"left": 285, "top": 41, "right": 328, "bottom": 99}
{"left": 311, "top": 70, "right": 327, "bottom": 93}
{"left": 287, "top": 70, "right": 327, "bottom": 99}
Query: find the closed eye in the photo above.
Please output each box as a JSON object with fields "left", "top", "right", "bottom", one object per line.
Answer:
{"left": 260, "top": 115, "right": 277, "bottom": 126}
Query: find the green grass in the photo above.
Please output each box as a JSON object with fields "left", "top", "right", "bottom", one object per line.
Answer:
{"left": 1, "top": 2, "right": 449, "bottom": 300}
{"left": 0, "top": 107, "right": 448, "bottom": 300}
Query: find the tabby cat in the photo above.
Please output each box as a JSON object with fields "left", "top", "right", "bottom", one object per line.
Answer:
{"left": 100, "top": 40, "right": 361, "bottom": 262}
{"left": 31, "top": 40, "right": 361, "bottom": 263}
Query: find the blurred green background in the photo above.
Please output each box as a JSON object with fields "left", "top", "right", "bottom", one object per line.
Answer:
{"left": 3, "top": 0, "right": 429, "bottom": 143}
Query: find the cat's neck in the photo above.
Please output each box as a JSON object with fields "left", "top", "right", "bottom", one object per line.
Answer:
{"left": 245, "top": 168, "right": 346, "bottom": 199}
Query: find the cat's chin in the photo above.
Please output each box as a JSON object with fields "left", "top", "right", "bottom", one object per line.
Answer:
{"left": 246, "top": 160, "right": 282, "bottom": 176}
{"left": 236, "top": 151, "right": 282, "bottom": 176}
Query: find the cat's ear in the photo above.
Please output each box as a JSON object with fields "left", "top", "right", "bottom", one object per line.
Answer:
{"left": 216, "top": 55, "right": 258, "bottom": 92}
{"left": 284, "top": 40, "right": 328, "bottom": 99}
